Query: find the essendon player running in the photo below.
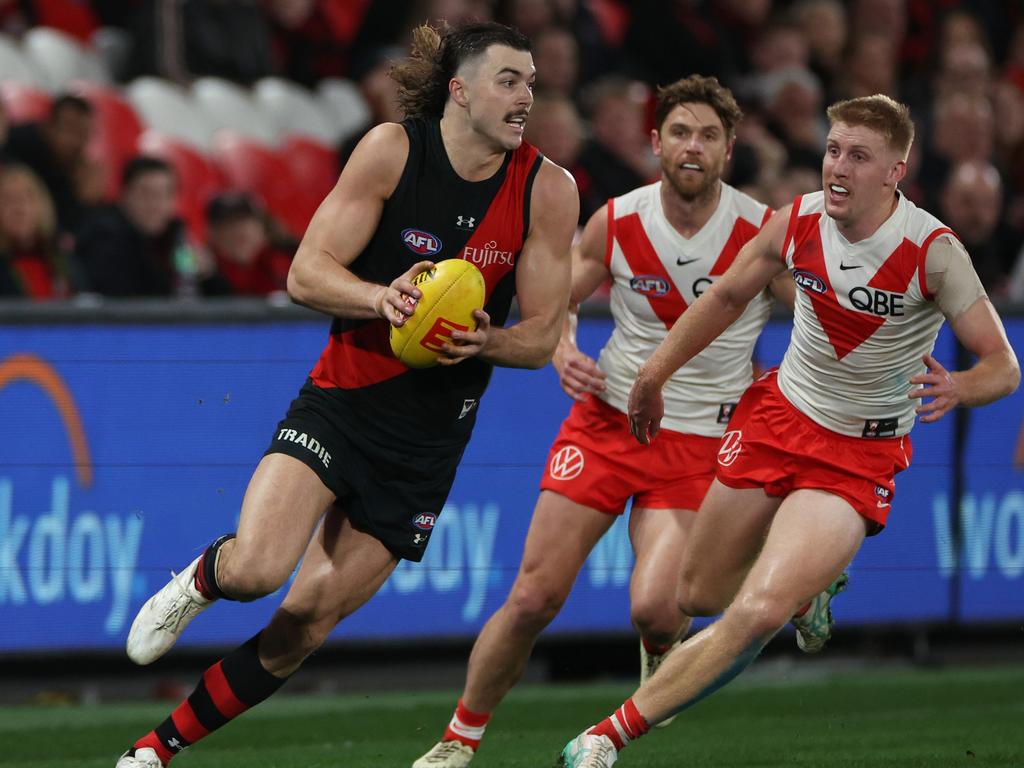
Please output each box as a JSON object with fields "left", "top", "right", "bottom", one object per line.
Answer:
{"left": 113, "top": 22, "right": 578, "bottom": 768}
{"left": 558, "top": 95, "right": 1020, "bottom": 767}
{"left": 415, "top": 76, "right": 842, "bottom": 768}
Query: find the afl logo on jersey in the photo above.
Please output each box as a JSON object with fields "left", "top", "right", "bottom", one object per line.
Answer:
{"left": 402, "top": 228, "right": 443, "bottom": 256}
{"left": 412, "top": 512, "right": 437, "bottom": 530}
{"left": 792, "top": 270, "right": 827, "bottom": 295}
{"left": 630, "top": 275, "right": 670, "bottom": 297}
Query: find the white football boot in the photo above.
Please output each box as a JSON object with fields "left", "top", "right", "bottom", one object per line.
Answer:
{"left": 115, "top": 747, "right": 163, "bottom": 768}
{"left": 557, "top": 733, "right": 618, "bottom": 768}
{"left": 412, "top": 740, "right": 475, "bottom": 767}
{"left": 639, "top": 638, "right": 682, "bottom": 727}
{"left": 793, "top": 572, "right": 850, "bottom": 653}
{"left": 126, "top": 554, "right": 213, "bottom": 665}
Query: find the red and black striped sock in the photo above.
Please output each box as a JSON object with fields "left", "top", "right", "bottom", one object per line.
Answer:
{"left": 193, "top": 534, "right": 235, "bottom": 601}
{"left": 132, "top": 633, "right": 287, "bottom": 764}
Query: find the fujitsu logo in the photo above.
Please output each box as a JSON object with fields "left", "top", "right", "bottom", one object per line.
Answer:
{"left": 463, "top": 240, "right": 513, "bottom": 268}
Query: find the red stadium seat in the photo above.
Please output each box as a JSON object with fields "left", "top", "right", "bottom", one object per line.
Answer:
{"left": 282, "top": 136, "right": 338, "bottom": 212}
{"left": 0, "top": 81, "right": 52, "bottom": 123}
{"left": 72, "top": 81, "right": 144, "bottom": 200}
{"left": 212, "top": 132, "right": 318, "bottom": 238}
{"left": 137, "top": 131, "right": 227, "bottom": 240}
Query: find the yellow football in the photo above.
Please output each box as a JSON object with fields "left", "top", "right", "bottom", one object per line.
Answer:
{"left": 389, "top": 259, "right": 486, "bottom": 369}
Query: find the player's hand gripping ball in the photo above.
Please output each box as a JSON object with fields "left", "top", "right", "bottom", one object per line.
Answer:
{"left": 389, "top": 259, "right": 486, "bottom": 368}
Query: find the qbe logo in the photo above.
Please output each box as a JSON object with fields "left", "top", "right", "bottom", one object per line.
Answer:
{"left": 549, "top": 446, "right": 584, "bottom": 481}
{"left": 717, "top": 430, "right": 743, "bottom": 466}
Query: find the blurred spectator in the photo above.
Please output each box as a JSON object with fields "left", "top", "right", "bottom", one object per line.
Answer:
{"left": 338, "top": 46, "right": 404, "bottom": 170}
{"left": 75, "top": 156, "right": 192, "bottom": 297}
{"left": 0, "top": 164, "right": 83, "bottom": 300}
{"left": 622, "top": 1, "right": 742, "bottom": 86}
{"left": 762, "top": 72, "right": 827, "bottom": 171}
{"left": 575, "top": 75, "right": 657, "bottom": 219}
{"left": 0, "top": 98, "right": 10, "bottom": 166}
{"left": 199, "top": 192, "right": 293, "bottom": 296}
{"left": 0, "top": 0, "right": 99, "bottom": 41}
{"left": 848, "top": 0, "right": 906, "bottom": 49}
{"left": 496, "top": 0, "right": 558, "bottom": 38}
{"left": 792, "top": 0, "right": 848, "bottom": 99}
{"left": 939, "top": 160, "right": 1014, "bottom": 294}
{"left": 4, "top": 94, "right": 95, "bottom": 233}
{"left": 934, "top": 42, "right": 993, "bottom": 101}
{"left": 918, "top": 93, "right": 997, "bottom": 208}
{"left": 762, "top": 165, "right": 821, "bottom": 211}
{"left": 532, "top": 25, "right": 580, "bottom": 99}
{"left": 524, "top": 92, "right": 584, "bottom": 175}
{"left": 124, "top": 0, "right": 275, "bottom": 84}
{"left": 266, "top": 0, "right": 371, "bottom": 87}
{"left": 836, "top": 33, "right": 900, "bottom": 100}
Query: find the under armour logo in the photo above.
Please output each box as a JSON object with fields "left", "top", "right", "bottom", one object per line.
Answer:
{"left": 456, "top": 215, "right": 476, "bottom": 229}
{"left": 413, "top": 533, "right": 426, "bottom": 544}
{"left": 459, "top": 398, "right": 478, "bottom": 419}
{"left": 166, "top": 738, "right": 183, "bottom": 752}
{"left": 549, "top": 446, "right": 584, "bottom": 480}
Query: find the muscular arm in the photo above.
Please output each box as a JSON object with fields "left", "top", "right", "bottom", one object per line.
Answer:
{"left": 910, "top": 238, "right": 1020, "bottom": 421}
{"left": 475, "top": 160, "right": 580, "bottom": 369}
{"left": 554, "top": 203, "right": 612, "bottom": 399}
{"left": 286, "top": 124, "right": 429, "bottom": 323}
{"left": 628, "top": 205, "right": 791, "bottom": 443}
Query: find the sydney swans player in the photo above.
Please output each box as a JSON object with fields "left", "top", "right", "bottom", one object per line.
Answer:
{"left": 114, "top": 22, "right": 578, "bottom": 768}
{"left": 557, "top": 95, "right": 1019, "bottom": 767}
{"left": 414, "top": 76, "right": 840, "bottom": 768}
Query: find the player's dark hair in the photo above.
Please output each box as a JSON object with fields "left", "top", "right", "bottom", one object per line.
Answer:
{"left": 654, "top": 75, "right": 743, "bottom": 140}
{"left": 49, "top": 93, "right": 93, "bottom": 120}
{"left": 121, "top": 155, "right": 175, "bottom": 188}
{"left": 827, "top": 95, "right": 915, "bottom": 160}
{"left": 390, "top": 21, "right": 532, "bottom": 120}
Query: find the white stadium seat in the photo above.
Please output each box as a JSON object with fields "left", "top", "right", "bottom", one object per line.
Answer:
{"left": 22, "top": 27, "right": 108, "bottom": 91}
{"left": 0, "top": 33, "right": 48, "bottom": 88}
{"left": 254, "top": 77, "right": 341, "bottom": 145}
{"left": 126, "top": 77, "right": 215, "bottom": 151}
{"left": 191, "top": 77, "right": 278, "bottom": 146}
{"left": 316, "top": 78, "right": 371, "bottom": 143}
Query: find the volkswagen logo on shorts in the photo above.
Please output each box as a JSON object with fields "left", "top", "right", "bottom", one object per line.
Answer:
{"left": 717, "top": 430, "right": 743, "bottom": 466}
{"left": 792, "top": 270, "right": 827, "bottom": 295}
{"left": 549, "top": 446, "right": 584, "bottom": 480}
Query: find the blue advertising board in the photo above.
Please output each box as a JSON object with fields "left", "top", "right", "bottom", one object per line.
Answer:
{"left": 0, "top": 314, "right": 1020, "bottom": 652}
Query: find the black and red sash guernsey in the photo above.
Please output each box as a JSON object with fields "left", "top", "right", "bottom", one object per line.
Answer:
{"left": 308, "top": 117, "right": 544, "bottom": 450}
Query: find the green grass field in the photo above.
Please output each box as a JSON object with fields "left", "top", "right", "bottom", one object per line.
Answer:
{"left": 3, "top": 665, "right": 1023, "bottom": 767}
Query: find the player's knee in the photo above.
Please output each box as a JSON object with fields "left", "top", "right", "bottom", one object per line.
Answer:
{"left": 504, "top": 581, "right": 566, "bottom": 630}
{"left": 677, "top": 576, "right": 728, "bottom": 617}
{"left": 631, "top": 595, "right": 684, "bottom": 640}
{"left": 727, "top": 591, "right": 793, "bottom": 639}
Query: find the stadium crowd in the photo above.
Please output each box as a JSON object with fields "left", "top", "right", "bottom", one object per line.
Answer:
{"left": 1, "top": 0, "right": 1023, "bottom": 301}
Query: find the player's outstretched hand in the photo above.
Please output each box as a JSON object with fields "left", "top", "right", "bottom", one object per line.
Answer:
{"left": 439, "top": 309, "right": 491, "bottom": 366}
{"left": 909, "top": 353, "right": 960, "bottom": 423}
{"left": 553, "top": 339, "right": 606, "bottom": 401}
{"left": 374, "top": 260, "right": 435, "bottom": 327}
{"left": 628, "top": 367, "right": 664, "bottom": 445}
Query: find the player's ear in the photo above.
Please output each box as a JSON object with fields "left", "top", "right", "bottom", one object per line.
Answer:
{"left": 889, "top": 159, "right": 907, "bottom": 185}
{"left": 650, "top": 127, "right": 662, "bottom": 157}
{"left": 449, "top": 76, "right": 469, "bottom": 108}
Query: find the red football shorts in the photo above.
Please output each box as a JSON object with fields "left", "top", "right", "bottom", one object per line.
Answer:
{"left": 715, "top": 370, "right": 912, "bottom": 532}
{"left": 539, "top": 395, "right": 720, "bottom": 515}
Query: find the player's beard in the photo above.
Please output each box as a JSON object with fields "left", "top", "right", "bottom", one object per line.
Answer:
{"left": 665, "top": 164, "right": 721, "bottom": 204}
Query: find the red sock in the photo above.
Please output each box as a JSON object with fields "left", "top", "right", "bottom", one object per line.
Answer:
{"left": 641, "top": 636, "right": 672, "bottom": 656}
{"left": 442, "top": 698, "right": 491, "bottom": 750}
{"left": 588, "top": 698, "right": 649, "bottom": 751}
